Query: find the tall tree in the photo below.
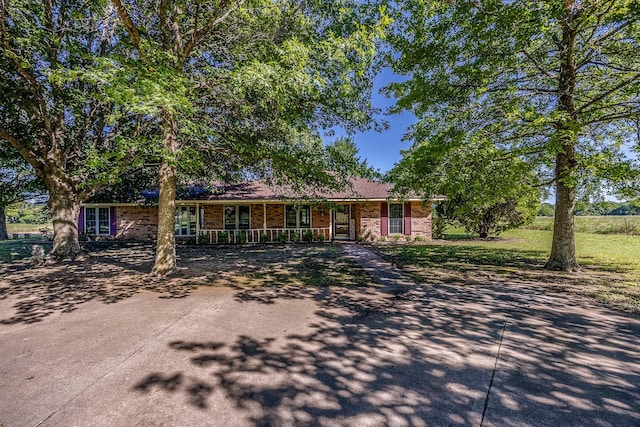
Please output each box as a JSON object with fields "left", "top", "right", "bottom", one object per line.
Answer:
{"left": 0, "top": 0, "right": 148, "bottom": 259}
{"left": 389, "top": 137, "right": 540, "bottom": 238}
{"left": 110, "top": 0, "right": 386, "bottom": 276}
{"left": 386, "top": 0, "right": 640, "bottom": 271}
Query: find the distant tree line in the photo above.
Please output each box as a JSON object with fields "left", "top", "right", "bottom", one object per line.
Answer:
{"left": 4, "top": 203, "right": 51, "bottom": 225}
{"left": 538, "top": 202, "right": 640, "bottom": 217}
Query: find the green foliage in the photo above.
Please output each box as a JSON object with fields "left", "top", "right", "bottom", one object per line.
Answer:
{"left": 197, "top": 233, "right": 209, "bottom": 245}
{"left": 303, "top": 230, "right": 314, "bottom": 243}
{"left": 237, "top": 232, "right": 247, "bottom": 245}
{"left": 317, "top": 234, "right": 326, "bottom": 242}
{"left": 217, "top": 232, "right": 229, "bottom": 245}
{"left": 291, "top": 232, "right": 301, "bottom": 243}
{"left": 5, "top": 203, "right": 50, "bottom": 224}
{"left": 524, "top": 216, "right": 640, "bottom": 236}
{"left": 386, "top": 0, "right": 640, "bottom": 264}
{"left": 260, "top": 233, "right": 269, "bottom": 244}
{"left": 390, "top": 141, "right": 540, "bottom": 238}
{"left": 538, "top": 203, "right": 555, "bottom": 217}
{"left": 0, "top": 1, "right": 150, "bottom": 197}
{"left": 277, "top": 232, "right": 288, "bottom": 244}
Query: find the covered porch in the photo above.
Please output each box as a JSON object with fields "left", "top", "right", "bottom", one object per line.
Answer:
{"left": 176, "top": 201, "right": 354, "bottom": 243}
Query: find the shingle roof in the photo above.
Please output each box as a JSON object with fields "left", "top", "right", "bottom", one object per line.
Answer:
{"left": 192, "top": 177, "right": 424, "bottom": 201}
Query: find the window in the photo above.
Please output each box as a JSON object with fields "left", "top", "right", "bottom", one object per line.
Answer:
{"left": 224, "top": 205, "right": 251, "bottom": 230}
{"left": 85, "top": 207, "right": 110, "bottom": 235}
{"left": 175, "top": 206, "right": 197, "bottom": 236}
{"left": 389, "top": 203, "right": 403, "bottom": 234}
{"left": 286, "top": 205, "right": 311, "bottom": 228}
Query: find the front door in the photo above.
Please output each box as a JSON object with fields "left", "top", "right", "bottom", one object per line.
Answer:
{"left": 333, "top": 204, "right": 351, "bottom": 240}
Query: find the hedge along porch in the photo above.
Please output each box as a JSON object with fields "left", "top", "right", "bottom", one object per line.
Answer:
{"left": 77, "top": 178, "right": 439, "bottom": 243}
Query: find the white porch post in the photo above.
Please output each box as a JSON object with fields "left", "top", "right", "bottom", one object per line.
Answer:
{"left": 196, "top": 202, "right": 200, "bottom": 236}
{"left": 263, "top": 203, "right": 267, "bottom": 232}
{"left": 329, "top": 208, "right": 333, "bottom": 241}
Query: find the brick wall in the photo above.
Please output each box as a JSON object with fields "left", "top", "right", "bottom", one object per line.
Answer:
{"left": 115, "top": 206, "right": 158, "bottom": 240}
{"left": 112, "top": 200, "right": 432, "bottom": 242}
{"left": 359, "top": 202, "right": 382, "bottom": 242}
{"left": 266, "top": 204, "right": 284, "bottom": 228}
{"left": 312, "top": 204, "right": 330, "bottom": 228}
{"left": 251, "top": 204, "right": 265, "bottom": 229}
{"left": 410, "top": 201, "right": 432, "bottom": 239}
{"left": 203, "top": 205, "right": 223, "bottom": 230}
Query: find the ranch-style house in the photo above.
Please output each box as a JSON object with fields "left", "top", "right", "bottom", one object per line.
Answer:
{"left": 78, "top": 178, "right": 441, "bottom": 243}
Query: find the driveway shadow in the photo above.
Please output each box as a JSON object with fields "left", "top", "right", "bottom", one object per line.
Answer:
{"left": 132, "top": 279, "right": 640, "bottom": 425}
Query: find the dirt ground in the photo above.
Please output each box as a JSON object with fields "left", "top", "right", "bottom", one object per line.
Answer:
{"left": 0, "top": 243, "right": 374, "bottom": 325}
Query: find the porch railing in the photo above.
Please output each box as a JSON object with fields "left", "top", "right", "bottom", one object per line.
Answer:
{"left": 199, "top": 227, "right": 331, "bottom": 244}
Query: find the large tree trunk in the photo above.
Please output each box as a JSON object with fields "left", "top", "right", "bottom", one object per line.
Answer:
{"left": 0, "top": 206, "right": 8, "bottom": 241}
{"left": 546, "top": 149, "right": 580, "bottom": 271}
{"left": 545, "top": 2, "right": 580, "bottom": 271}
{"left": 47, "top": 179, "right": 82, "bottom": 261}
{"left": 151, "top": 109, "right": 178, "bottom": 277}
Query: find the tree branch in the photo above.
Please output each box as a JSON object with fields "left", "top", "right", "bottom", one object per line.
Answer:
{"left": 585, "top": 109, "right": 640, "bottom": 125}
{"left": 0, "top": 129, "right": 45, "bottom": 177}
{"left": 110, "top": 0, "right": 147, "bottom": 62}
{"left": 181, "top": 0, "right": 236, "bottom": 63}
{"left": 576, "top": 72, "right": 640, "bottom": 113}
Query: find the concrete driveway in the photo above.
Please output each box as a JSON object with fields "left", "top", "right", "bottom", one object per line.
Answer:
{"left": 1, "top": 251, "right": 640, "bottom": 426}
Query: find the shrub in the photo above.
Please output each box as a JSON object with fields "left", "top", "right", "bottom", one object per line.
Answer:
{"left": 260, "top": 233, "right": 269, "bottom": 244}
{"left": 303, "top": 230, "right": 314, "bottom": 243}
{"left": 237, "top": 232, "right": 247, "bottom": 244}
{"left": 291, "top": 233, "right": 301, "bottom": 243}
{"left": 197, "top": 233, "right": 209, "bottom": 245}
{"left": 218, "top": 231, "right": 229, "bottom": 244}
{"left": 432, "top": 217, "right": 446, "bottom": 239}
{"left": 317, "top": 234, "right": 326, "bottom": 242}
{"left": 277, "top": 231, "right": 288, "bottom": 243}
{"left": 405, "top": 235, "right": 413, "bottom": 242}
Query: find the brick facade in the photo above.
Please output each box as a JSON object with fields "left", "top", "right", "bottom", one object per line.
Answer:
{"left": 100, "top": 200, "right": 433, "bottom": 242}
{"left": 115, "top": 206, "right": 158, "bottom": 240}
{"left": 359, "top": 202, "right": 382, "bottom": 242}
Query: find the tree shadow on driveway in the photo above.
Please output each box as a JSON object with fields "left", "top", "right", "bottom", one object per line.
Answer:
{"left": 132, "top": 280, "right": 640, "bottom": 426}
{"left": 0, "top": 243, "right": 199, "bottom": 324}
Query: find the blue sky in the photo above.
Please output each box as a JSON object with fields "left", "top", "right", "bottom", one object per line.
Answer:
{"left": 323, "top": 68, "right": 417, "bottom": 175}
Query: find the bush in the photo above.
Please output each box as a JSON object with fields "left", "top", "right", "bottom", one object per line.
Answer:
{"left": 197, "top": 233, "right": 209, "bottom": 245}
{"left": 317, "top": 234, "right": 326, "bottom": 242}
{"left": 237, "top": 232, "right": 247, "bottom": 244}
{"left": 277, "top": 231, "right": 288, "bottom": 243}
{"left": 291, "top": 232, "right": 301, "bottom": 243}
{"left": 303, "top": 230, "right": 314, "bottom": 243}
{"left": 260, "top": 233, "right": 269, "bottom": 244}
{"left": 432, "top": 217, "right": 446, "bottom": 239}
{"left": 218, "top": 231, "right": 229, "bottom": 244}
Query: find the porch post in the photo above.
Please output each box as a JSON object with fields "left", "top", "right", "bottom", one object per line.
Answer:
{"left": 263, "top": 203, "right": 267, "bottom": 232}
{"left": 196, "top": 202, "right": 200, "bottom": 236}
{"left": 329, "top": 208, "right": 333, "bottom": 241}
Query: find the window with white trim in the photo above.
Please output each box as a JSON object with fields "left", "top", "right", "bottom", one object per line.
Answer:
{"left": 224, "top": 205, "right": 250, "bottom": 230}
{"left": 389, "top": 203, "right": 403, "bottom": 234}
{"left": 85, "top": 207, "right": 110, "bottom": 235}
{"left": 286, "top": 205, "right": 311, "bottom": 228}
{"left": 175, "top": 206, "right": 197, "bottom": 236}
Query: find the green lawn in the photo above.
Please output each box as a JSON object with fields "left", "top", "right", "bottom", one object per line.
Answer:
{"left": 6, "top": 222, "right": 52, "bottom": 234}
{"left": 0, "top": 240, "right": 53, "bottom": 263}
{"left": 377, "top": 228, "right": 640, "bottom": 314}
{"left": 523, "top": 215, "right": 640, "bottom": 235}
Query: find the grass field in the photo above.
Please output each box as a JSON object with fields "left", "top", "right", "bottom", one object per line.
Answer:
{"left": 378, "top": 227, "right": 640, "bottom": 314}
{"left": 6, "top": 222, "right": 52, "bottom": 234}
{"left": 523, "top": 215, "right": 640, "bottom": 235}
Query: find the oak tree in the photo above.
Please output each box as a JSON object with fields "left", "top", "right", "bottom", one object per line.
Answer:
{"left": 386, "top": 0, "right": 640, "bottom": 270}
